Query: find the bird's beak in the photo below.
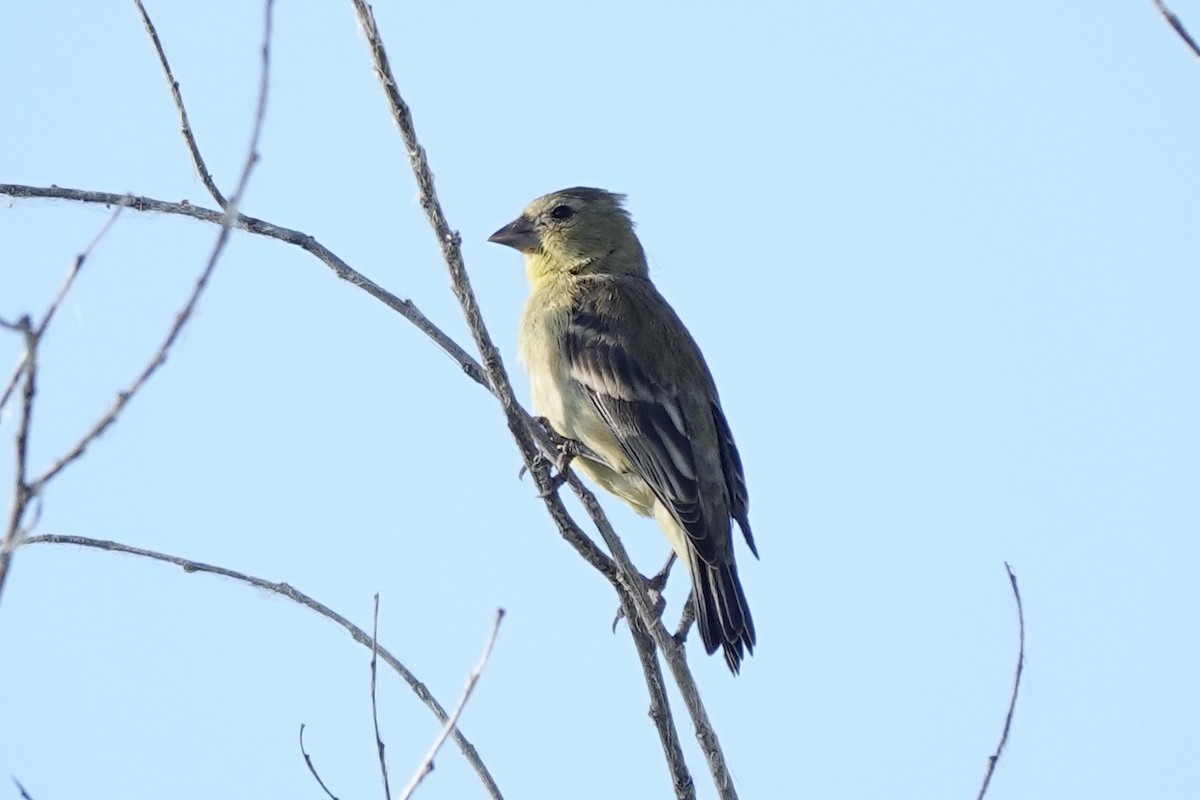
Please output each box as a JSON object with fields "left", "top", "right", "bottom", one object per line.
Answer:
{"left": 488, "top": 216, "right": 540, "bottom": 254}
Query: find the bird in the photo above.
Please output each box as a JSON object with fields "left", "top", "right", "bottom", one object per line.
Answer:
{"left": 488, "top": 187, "right": 757, "bottom": 673}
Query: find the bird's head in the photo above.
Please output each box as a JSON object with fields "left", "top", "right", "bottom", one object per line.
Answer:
{"left": 488, "top": 187, "right": 646, "bottom": 280}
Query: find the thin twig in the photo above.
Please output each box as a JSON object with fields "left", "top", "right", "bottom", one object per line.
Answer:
{"left": 976, "top": 562, "right": 1026, "bottom": 800}
{"left": 620, "top": 590, "right": 695, "bottom": 799}
{"left": 12, "top": 777, "right": 35, "bottom": 800}
{"left": 23, "top": 533, "right": 503, "bottom": 800}
{"left": 398, "top": 609, "right": 505, "bottom": 800}
{"left": 25, "top": 0, "right": 273, "bottom": 496}
{"left": 132, "top": 0, "right": 228, "bottom": 206}
{"left": 0, "top": 201, "right": 127, "bottom": 418}
{"left": 1153, "top": 0, "right": 1200, "bottom": 59}
{"left": 0, "top": 318, "right": 38, "bottom": 606}
{"left": 299, "top": 724, "right": 341, "bottom": 800}
{"left": 371, "top": 594, "right": 393, "bottom": 800}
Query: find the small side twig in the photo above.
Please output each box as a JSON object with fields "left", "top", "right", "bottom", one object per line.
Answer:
{"left": 371, "top": 594, "right": 393, "bottom": 800}
{"left": 11, "top": 776, "right": 35, "bottom": 800}
{"left": 132, "top": 0, "right": 227, "bottom": 206}
{"left": 0, "top": 201, "right": 126, "bottom": 419}
{"left": 398, "top": 608, "right": 505, "bottom": 800}
{"left": 299, "top": 724, "right": 341, "bottom": 800}
{"left": 975, "top": 562, "right": 1026, "bottom": 800}
{"left": 1153, "top": 0, "right": 1200, "bottom": 59}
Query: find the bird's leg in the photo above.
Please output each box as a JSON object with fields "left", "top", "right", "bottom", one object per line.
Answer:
{"left": 673, "top": 589, "right": 697, "bottom": 644}
{"left": 611, "top": 552, "right": 678, "bottom": 633}
{"left": 526, "top": 416, "right": 585, "bottom": 497}
{"left": 648, "top": 551, "right": 678, "bottom": 593}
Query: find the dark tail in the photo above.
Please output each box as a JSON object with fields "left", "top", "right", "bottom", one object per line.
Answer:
{"left": 691, "top": 555, "right": 756, "bottom": 674}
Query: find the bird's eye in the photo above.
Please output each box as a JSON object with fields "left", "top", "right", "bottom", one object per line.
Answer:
{"left": 550, "top": 204, "right": 574, "bottom": 220}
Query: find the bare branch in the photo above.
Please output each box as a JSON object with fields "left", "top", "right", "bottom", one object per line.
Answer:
{"left": 299, "top": 724, "right": 342, "bottom": 800}
{"left": 132, "top": 0, "right": 227, "bottom": 206}
{"left": 1153, "top": 0, "right": 1200, "bottom": 59}
{"left": 398, "top": 609, "right": 505, "bottom": 800}
{"left": 23, "top": 533, "right": 504, "bottom": 800}
{"left": 371, "top": 594, "right": 393, "bottom": 800}
{"left": 976, "top": 562, "right": 1027, "bottom": 800}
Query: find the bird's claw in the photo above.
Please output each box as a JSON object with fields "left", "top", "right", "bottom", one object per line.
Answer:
{"left": 526, "top": 417, "right": 585, "bottom": 497}
{"left": 535, "top": 466, "right": 570, "bottom": 498}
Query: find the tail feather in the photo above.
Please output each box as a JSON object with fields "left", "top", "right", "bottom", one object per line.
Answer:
{"left": 692, "top": 556, "right": 756, "bottom": 674}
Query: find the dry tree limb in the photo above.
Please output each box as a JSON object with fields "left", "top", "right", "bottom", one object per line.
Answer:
{"left": 398, "top": 609, "right": 505, "bottom": 800}
{"left": 1153, "top": 0, "right": 1200, "bottom": 59}
{"left": 348, "top": 4, "right": 724, "bottom": 797}
{"left": 23, "top": 533, "right": 504, "bottom": 800}
{"left": 975, "top": 562, "right": 1026, "bottom": 800}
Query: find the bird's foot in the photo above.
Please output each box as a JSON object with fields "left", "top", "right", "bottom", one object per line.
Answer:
{"left": 521, "top": 417, "right": 586, "bottom": 497}
{"left": 672, "top": 590, "right": 697, "bottom": 645}
{"left": 611, "top": 553, "right": 677, "bottom": 633}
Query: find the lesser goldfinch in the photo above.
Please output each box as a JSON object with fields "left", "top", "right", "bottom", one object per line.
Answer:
{"left": 489, "top": 187, "right": 757, "bottom": 673}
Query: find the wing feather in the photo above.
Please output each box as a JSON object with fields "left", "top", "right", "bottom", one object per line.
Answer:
{"left": 564, "top": 307, "right": 720, "bottom": 563}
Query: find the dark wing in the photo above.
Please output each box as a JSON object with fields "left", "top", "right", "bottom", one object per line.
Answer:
{"left": 563, "top": 307, "right": 723, "bottom": 567}
{"left": 564, "top": 290, "right": 756, "bottom": 671}
{"left": 712, "top": 402, "right": 756, "bottom": 557}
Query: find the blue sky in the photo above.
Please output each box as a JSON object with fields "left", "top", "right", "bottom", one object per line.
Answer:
{"left": 2, "top": 2, "right": 1198, "bottom": 799}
